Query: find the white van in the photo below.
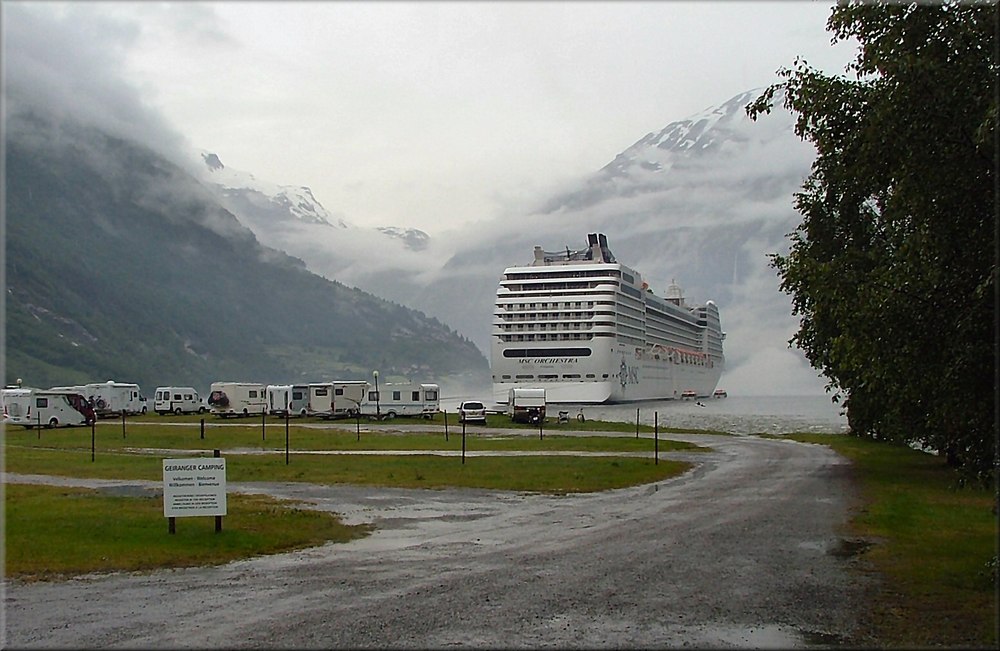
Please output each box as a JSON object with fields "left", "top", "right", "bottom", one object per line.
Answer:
{"left": 207, "top": 382, "right": 266, "bottom": 417}
{"left": 359, "top": 382, "right": 440, "bottom": 420}
{"left": 153, "top": 387, "right": 206, "bottom": 415}
{"left": 266, "top": 384, "right": 310, "bottom": 417}
{"left": 85, "top": 380, "right": 145, "bottom": 417}
{"left": 4, "top": 388, "right": 92, "bottom": 429}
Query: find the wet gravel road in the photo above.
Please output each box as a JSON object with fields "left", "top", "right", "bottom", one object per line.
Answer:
{"left": 3, "top": 433, "right": 873, "bottom": 648}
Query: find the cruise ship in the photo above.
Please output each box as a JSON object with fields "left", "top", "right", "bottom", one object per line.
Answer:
{"left": 491, "top": 233, "right": 725, "bottom": 404}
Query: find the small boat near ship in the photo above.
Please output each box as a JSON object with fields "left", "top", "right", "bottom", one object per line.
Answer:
{"left": 491, "top": 233, "right": 725, "bottom": 404}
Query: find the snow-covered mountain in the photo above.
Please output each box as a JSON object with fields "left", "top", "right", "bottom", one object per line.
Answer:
{"left": 199, "top": 151, "right": 348, "bottom": 228}
{"left": 200, "top": 88, "right": 829, "bottom": 396}
{"left": 195, "top": 153, "right": 433, "bottom": 278}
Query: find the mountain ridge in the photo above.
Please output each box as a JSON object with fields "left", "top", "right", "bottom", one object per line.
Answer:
{"left": 4, "top": 108, "right": 490, "bottom": 395}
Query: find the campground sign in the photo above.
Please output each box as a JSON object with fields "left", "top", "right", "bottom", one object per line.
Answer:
{"left": 162, "top": 457, "right": 227, "bottom": 518}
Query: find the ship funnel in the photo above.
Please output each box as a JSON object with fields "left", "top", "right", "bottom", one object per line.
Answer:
{"left": 665, "top": 279, "right": 684, "bottom": 305}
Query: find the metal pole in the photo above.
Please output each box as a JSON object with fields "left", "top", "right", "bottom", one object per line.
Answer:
{"left": 261, "top": 407, "right": 266, "bottom": 441}
{"left": 214, "top": 449, "right": 222, "bottom": 533}
{"left": 539, "top": 412, "right": 543, "bottom": 440}
{"left": 356, "top": 411, "right": 361, "bottom": 441}
{"left": 635, "top": 407, "right": 640, "bottom": 438}
{"left": 444, "top": 409, "right": 449, "bottom": 442}
{"left": 200, "top": 418, "right": 205, "bottom": 440}
{"left": 36, "top": 410, "right": 41, "bottom": 438}
{"left": 91, "top": 420, "right": 95, "bottom": 462}
{"left": 373, "top": 370, "right": 380, "bottom": 421}
{"left": 654, "top": 411, "right": 659, "bottom": 465}
{"left": 461, "top": 421, "right": 466, "bottom": 465}
{"left": 121, "top": 410, "right": 126, "bottom": 439}
{"left": 285, "top": 410, "right": 290, "bottom": 465}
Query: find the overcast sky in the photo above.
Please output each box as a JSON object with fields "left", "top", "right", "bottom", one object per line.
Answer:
{"left": 4, "top": 1, "right": 857, "bottom": 234}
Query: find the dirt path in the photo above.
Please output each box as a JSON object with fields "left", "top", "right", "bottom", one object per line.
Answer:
{"left": 2, "top": 433, "right": 873, "bottom": 648}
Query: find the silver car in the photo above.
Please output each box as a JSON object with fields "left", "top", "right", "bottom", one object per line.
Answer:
{"left": 457, "top": 400, "right": 487, "bottom": 424}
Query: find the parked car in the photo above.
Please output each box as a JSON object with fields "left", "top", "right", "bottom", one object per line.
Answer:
{"left": 458, "top": 400, "right": 487, "bottom": 424}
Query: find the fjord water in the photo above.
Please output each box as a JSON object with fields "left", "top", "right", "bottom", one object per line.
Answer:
{"left": 445, "top": 393, "right": 848, "bottom": 435}
{"left": 576, "top": 394, "right": 849, "bottom": 435}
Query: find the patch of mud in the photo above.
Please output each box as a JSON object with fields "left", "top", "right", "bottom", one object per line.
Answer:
{"left": 828, "top": 537, "right": 875, "bottom": 558}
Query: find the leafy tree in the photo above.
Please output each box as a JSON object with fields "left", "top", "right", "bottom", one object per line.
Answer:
{"left": 748, "top": 1, "right": 997, "bottom": 481}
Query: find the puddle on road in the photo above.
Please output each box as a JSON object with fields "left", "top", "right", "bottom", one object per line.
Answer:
{"left": 827, "top": 537, "right": 874, "bottom": 558}
{"left": 691, "top": 623, "right": 847, "bottom": 648}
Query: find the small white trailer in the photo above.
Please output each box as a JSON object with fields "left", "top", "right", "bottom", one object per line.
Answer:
{"left": 359, "top": 381, "right": 440, "bottom": 420}
{"left": 153, "top": 387, "right": 206, "bottom": 415}
{"left": 308, "top": 381, "right": 369, "bottom": 419}
{"left": 266, "top": 384, "right": 310, "bottom": 417}
{"left": 207, "top": 382, "right": 266, "bottom": 417}
{"left": 85, "top": 380, "right": 146, "bottom": 417}
{"left": 3, "top": 388, "right": 92, "bottom": 428}
{"left": 507, "top": 387, "right": 546, "bottom": 424}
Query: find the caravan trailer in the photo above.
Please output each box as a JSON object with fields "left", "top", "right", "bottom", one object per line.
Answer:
{"left": 359, "top": 382, "right": 440, "bottom": 420}
{"left": 266, "top": 384, "right": 310, "bottom": 417}
{"left": 85, "top": 381, "right": 145, "bottom": 417}
{"left": 307, "top": 381, "right": 369, "bottom": 419}
{"left": 153, "top": 387, "right": 206, "bottom": 415}
{"left": 507, "top": 387, "right": 546, "bottom": 424}
{"left": 4, "top": 388, "right": 93, "bottom": 428}
{"left": 306, "top": 382, "right": 335, "bottom": 418}
{"left": 207, "top": 382, "right": 266, "bottom": 417}
{"left": 313, "top": 381, "right": 368, "bottom": 420}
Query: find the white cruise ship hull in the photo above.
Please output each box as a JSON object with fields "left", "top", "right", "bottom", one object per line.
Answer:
{"left": 492, "top": 342, "right": 723, "bottom": 405}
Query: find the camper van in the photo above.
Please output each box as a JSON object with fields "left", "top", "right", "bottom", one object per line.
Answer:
{"left": 266, "top": 384, "right": 310, "bottom": 417}
{"left": 359, "top": 382, "right": 440, "bottom": 420}
{"left": 507, "top": 387, "right": 546, "bottom": 424}
{"left": 207, "top": 382, "right": 266, "bottom": 417}
{"left": 309, "top": 381, "right": 369, "bottom": 419}
{"left": 85, "top": 381, "right": 145, "bottom": 417}
{"left": 153, "top": 387, "right": 206, "bottom": 415}
{"left": 4, "top": 388, "right": 93, "bottom": 428}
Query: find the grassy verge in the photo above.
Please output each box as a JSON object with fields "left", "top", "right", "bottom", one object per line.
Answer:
{"left": 783, "top": 433, "right": 998, "bottom": 648}
{"left": 121, "top": 410, "right": 733, "bottom": 435}
{"left": 5, "top": 483, "right": 372, "bottom": 581}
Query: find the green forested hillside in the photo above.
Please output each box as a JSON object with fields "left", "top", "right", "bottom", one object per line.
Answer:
{"left": 4, "top": 113, "right": 488, "bottom": 392}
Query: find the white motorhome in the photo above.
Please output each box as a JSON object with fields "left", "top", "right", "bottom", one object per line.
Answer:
{"left": 313, "top": 380, "right": 368, "bottom": 420}
{"left": 266, "top": 384, "right": 310, "bottom": 417}
{"left": 207, "top": 382, "right": 266, "bottom": 417}
{"left": 507, "top": 387, "right": 546, "bottom": 424}
{"left": 153, "top": 387, "right": 206, "bottom": 415}
{"left": 86, "top": 381, "right": 146, "bottom": 417}
{"left": 359, "top": 381, "right": 440, "bottom": 420}
{"left": 4, "top": 388, "right": 92, "bottom": 428}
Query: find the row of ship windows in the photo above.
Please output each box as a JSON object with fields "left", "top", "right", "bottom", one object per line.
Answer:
{"left": 497, "top": 312, "right": 601, "bottom": 321}
{"left": 500, "top": 374, "right": 610, "bottom": 380}
{"left": 506, "top": 269, "right": 623, "bottom": 281}
{"left": 497, "top": 333, "right": 597, "bottom": 342}
{"left": 499, "top": 301, "right": 597, "bottom": 310}
{"left": 502, "top": 281, "right": 614, "bottom": 292}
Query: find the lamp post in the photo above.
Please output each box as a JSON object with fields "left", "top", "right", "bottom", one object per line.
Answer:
{"left": 372, "top": 370, "right": 380, "bottom": 420}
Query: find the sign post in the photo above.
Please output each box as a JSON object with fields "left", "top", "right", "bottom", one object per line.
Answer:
{"left": 163, "top": 451, "right": 227, "bottom": 534}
